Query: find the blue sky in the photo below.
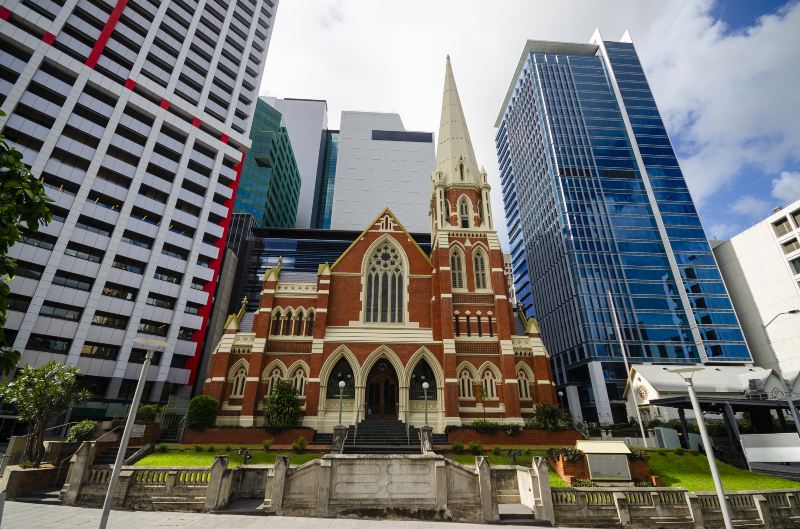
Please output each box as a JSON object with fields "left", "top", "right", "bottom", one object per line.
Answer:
{"left": 262, "top": 0, "right": 800, "bottom": 244}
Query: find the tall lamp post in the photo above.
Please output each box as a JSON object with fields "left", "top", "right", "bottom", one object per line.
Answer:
{"left": 669, "top": 367, "right": 733, "bottom": 529}
{"left": 422, "top": 381, "right": 430, "bottom": 427}
{"left": 338, "top": 380, "right": 346, "bottom": 426}
{"left": 98, "top": 337, "right": 166, "bottom": 529}
{"left": 607, "top": 291, "right": 648, "bottom": 447}
{"left": 763, "top": 309, "right": 800, "bottom": 434}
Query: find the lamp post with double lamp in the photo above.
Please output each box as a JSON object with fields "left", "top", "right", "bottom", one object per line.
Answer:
{"left": 668, "top": 367, "right": 733, "bottom": 529}
{"left": 98, "top": 337, "right": 166, "bottom": 529}
{"left": 422, "top": 381, "right": 430, "bottom": 427}
{"left": 763, "top": 309, "right": 800, "bottom": 435}
{"left": 338, "top": 380, "right": 346, "bottom": 426}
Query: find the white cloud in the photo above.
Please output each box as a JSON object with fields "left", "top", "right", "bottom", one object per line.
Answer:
{"left": 772, "top": 171, "right": 800, "bottom": 204}
{"left": 706, "top": 222, "right": 741, "bottom": 241}
{"left": 261, "top": 0, "right": 800, "bottom": 246}
{"left": 730, "top": 195, "right": 769, "bottom": 217}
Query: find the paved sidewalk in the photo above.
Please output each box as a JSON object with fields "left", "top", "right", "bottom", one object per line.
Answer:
{"left": 1, "top": 501, "right": 560, "bottom": 529}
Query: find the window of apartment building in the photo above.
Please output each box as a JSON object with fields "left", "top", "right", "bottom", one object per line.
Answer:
{"left": 13, "top": 260, "right": 45, "bottom": 280}
{"left": 138, "top": 319, "right": 168, "bottom": 336}
{"left": 177, "top": 327, "right": 194, "bottom": 340}
{"left": 773, "top": 217, "right": 792, "bottom": 237}
{"left": 52, "top": 270, "right": 94, "bottom": 291}
{"left": 162, "top": 243, "right": 188, "bottom": 261}
{"left": 129, "top": 348, "right": 162, "bottom": 365}
{"left": 793, "top": 209, "right": 800, "bottom": 229}
{"left": 64, "top": 241, "right": 104, "bottom": 262}
{"left": 80, "top": 342, "right": 120, "bottom": 361}
{"left": 791, "top": 257, "right": 800, "bottom": 276}
{"left": 783, "top": 238, "right": 800, "bottom": 255}
{"left": 112, "top": 256, "right": 147, "bottom": 274}
{"left": 146, "top": 293, "right": 176, "bottom": 310}
{"left": 154, "top": 267, "right": 182, "bottom": 284}
{"left": 7, "top": 293, "right": 31, "bottom": 312}
{"left": 121, "top": 230, "right": 154, "bottom": 250}
{"left": 39, "top": 301, "right": 82, "bottom": 321}
{"left": 26, "top": 334, "right": 71, "bottom": 354}
{"left": 91, "top": 311, "right": 129, "bottom": 329}
{"left": 102, "top": 282, "right": 138, "bottom": 301}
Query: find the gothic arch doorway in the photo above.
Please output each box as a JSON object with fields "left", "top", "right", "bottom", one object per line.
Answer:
{"left": 365, "top": 359, "right": 398, "bottom": 419}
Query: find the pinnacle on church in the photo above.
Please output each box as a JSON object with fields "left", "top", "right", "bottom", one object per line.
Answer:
{"left": 436, "top": 55, "right": 481, "bottom": 185}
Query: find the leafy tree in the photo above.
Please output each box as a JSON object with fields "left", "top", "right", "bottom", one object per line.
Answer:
{"left": 0, "top": 361, "right": 90, "bottom": 466}
{"left": 186, "top": 395, "right": 218, "bottom": 430}
{"left": 67, "top": 420, "right": 98, "bottom": 442}
{"left": 0, "top": 111, "right": 52, "bottom": 374}
{"left": 136, "top": 403, "right": 162, "bottom": 423}
{"left": 263, "top": 379, "right": 301, "bottom": 430}
{"left": 525, "top": 403, "right": 573, "bottom": 431}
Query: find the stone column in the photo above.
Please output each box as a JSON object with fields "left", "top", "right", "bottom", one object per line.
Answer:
{"left": 269, "top": 455, "right": 289, "bottom": 515}
{"left": 686, "top": 492, "right": 705, "bottom": 529}
{"left": 316, "top": 457, "right": 332, "bottom": 517}
{"left": 613, "top": 492, "right": 630, "bottom": 526}
{"left": 331, "top": 425, "right": 347, "bottom": 454}
{"left": 532, "top": 457, "right": 554, "bottom": 525}
{"left": 419, "top": 426, "right": 434, "bottom": 454}
{"left": 435, "top": 458, "right": 447, "bottom": 512}
{"left": 60, "top": 441, "right": 97, "bottom": 505}
{"left": 754, "top": 494, "right": 775, "bottom": 529}
{"left": 205, "top": 455, "right": 229, "bottom": 511}
{"left": 476, "top": 456, "right": 498, "bottom": 522}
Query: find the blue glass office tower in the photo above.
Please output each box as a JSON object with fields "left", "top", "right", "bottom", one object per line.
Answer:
{"left": 495, "top": 33, "right": 751, "bottom": 423}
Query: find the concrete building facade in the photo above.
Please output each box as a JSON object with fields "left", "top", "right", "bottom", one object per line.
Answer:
{"left": 1, "top": 0, "right": 278, "bottom": 403}
{"left": 329, "top": 111, "right": 435, "bottom": 234}
{"left": 712, "top": 199, "right": 800, "bottom": 381}
{"left": 202, "top": 57, "right": 556, "bottom": 432}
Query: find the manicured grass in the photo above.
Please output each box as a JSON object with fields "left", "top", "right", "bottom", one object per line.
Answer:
{"left": 648, "top": 451, "right": 799, "bottom": 492}
{"left": 443, "top": 448, "right": 567, "bottom": 488}
{"left": 135, "top": 448, "right": 320, "bottom": 467}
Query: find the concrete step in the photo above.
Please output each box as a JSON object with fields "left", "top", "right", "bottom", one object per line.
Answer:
{"left": 12, "top": 488, "right": 62, "bottom": 506}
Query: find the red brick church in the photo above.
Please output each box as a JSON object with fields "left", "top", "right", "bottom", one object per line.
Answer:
{"left": 203, "top": 57, "right": 556, "bottom": 432}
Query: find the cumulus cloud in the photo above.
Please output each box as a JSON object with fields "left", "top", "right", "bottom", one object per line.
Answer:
{"left": 730, "top": 195, "right": 769, "bottom": 217}
{"left": 772, "top": 171, "right": 800, "bottom": 204}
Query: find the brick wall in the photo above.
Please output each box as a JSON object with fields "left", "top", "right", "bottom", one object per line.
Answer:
{"left": 448, "top": 428, "right": 581, "bottom": 446}
{"left": 182, "top": 427, "right": 318, "bottom": 445}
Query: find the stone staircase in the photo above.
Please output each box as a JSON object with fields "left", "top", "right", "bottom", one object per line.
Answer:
{"left": 93, "top": 446, "right": 141, "bottom": 465}
{"left": 333, "top": 419, "right": 448, "bottom": 454}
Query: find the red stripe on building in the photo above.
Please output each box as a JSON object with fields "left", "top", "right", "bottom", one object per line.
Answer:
{"left": 185, "top": 151, "right": 246, "bottom": 385}
{"left": 42, "top": 32, "right": 56, "bottom": 45}
{"left": 85, "top": 0, "right": 129, "bottom": 68}
{"left": 0, "top": 7, "right": 11, "bottom": 20}
{"left": 124, "top": 78, "right": 136, "bottom": 90}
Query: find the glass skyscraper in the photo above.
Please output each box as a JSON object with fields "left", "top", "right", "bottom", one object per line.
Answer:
{"left": 312, "top": 130, "right": 340, "bottom": 229}
{"left": 495, "top": 33, "right": 750, "bottom": 423}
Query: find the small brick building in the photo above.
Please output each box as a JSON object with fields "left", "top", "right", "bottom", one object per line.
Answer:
{"left": 203, "top": 57, "right": 556, "bottom": 432}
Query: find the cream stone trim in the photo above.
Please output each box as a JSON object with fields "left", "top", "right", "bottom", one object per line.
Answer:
{"left": 441, "top": 293, "right": 452, "bottom": 298}
{"left": 319, "top": 279, "right": 330, "bottom": 284}
{"left": 445, "top": 378, "right": 458, "bottom": 383}
{"left": 537, "top": 380, "right": 552, "bottom": 385}
{"left": 208, "top": 377, "right": 224, "bottom": 382}
{"left": 307, "top": 378, "right": 320, "bottom": 382}
{"left": 504, "top": 379, "right": 518, "bottom": 383}
{"left": 325, "top": 326, "right": 433, "bottom": 343}
{"left": 494, "top": 295, "right": 507, "bottom": 300}
{"left": 245, "top": 377, "right": 259, "bottom": 382}
{"left": 222, "top": 404, "right": 242, "bottom": 411}
{"left": 315, "top": 308, "right": 327, "bottom": 313}
{"left": 261, "top": 289, "right": 275, "bottom": 294}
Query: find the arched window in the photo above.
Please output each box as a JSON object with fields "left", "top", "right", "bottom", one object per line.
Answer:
{"left": 459, "top": 197, "right": 470, "bottom": 228}
{"left": 283, "top": 309, "right": 293, "bottom": 335}
{"left": 487, "top": 313, "right": 494, "bottom": 337}
{"left": 265, "top": 368, "right": 283, "bottom": 395}
{"left": 271, "top": 310, "right": 282, "bottom": 336}
{"left": 364, "top": 241, "right": 405, "bottom": 323}
{"left": 482, "top": 370, "right": 497, "bottom": 398}
{"left": 454, "top": 314, "right": 461, "bottom": 336}
{"left": 326, "top": 357, "right": 355, "bottom": 399}
{"left": 476, "top": 314, "right": 483, "bottom": 337}
{"left": 450, "top": 248, "right": 464, "bottom": 289}
{"left": 293, "top": 310, "right": 304, "bottom": 336}
{"left": 518, "top": 370, "right": 531, "bottom": 400}
{"left": 473, "top": 250, "right": 488, "bottom": 290}
{"left": 445, "top": 199, "right": 451, "bottom": 223}
{"left": 305, "top": 311, "right": 314, "bottom": 336}
{"left": 459, "top": 369, "right": 474, "bottom": 398}
{"left": 459, "top": 161, "right": 464, "bottom": 181}
{"left": 409, "top": 359, "right": 438, "bottom": 401}
{"left": 292, "top": 368, "right": 307, "bottom": 396}
{"left": 478, "top": 199, "right": 484, "bottom": 223}
{"left": 465, "top": 315, "right": 472, "bottom": 337}
{"left": 230, "top": 367, "right": 247, "bottom": 398}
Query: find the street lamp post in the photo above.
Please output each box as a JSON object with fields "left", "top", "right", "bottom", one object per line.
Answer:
{"left": 98, "top": 338, "right": 166, "bottom": 529}
{"left": 763, "top": 310, "right": 800, "bottom": 434}
{"left": 422, "top": 381, "right": 430, "bottom": 427}
{"left": 669, "top": 367, "right": 733, "bottom": 529}
{"left": 557, "top": 390, "right": 565, "bottom": 409}
{"left": 338, "top": 380, "right": 346, "bottom": 426}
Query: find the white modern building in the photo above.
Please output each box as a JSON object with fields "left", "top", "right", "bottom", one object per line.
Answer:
{"left": 329, "top": 111, "right": 435, "bottom": 233}
{"left": 1, "top": 0, "right": 279, "bottom": 404}
{"left": 712, "top": 199, "right": 800, "bottom": 382}
{"left": 262, "top": 97, "right": 328, "bottom": 229}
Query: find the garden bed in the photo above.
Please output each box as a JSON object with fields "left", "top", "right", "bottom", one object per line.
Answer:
{"left": 135, "top": 447, "right": 321, "bottom": 467}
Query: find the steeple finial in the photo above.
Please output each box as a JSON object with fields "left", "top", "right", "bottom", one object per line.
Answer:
{"left": 436, "top": 55, "right": 480, "bottom": 185}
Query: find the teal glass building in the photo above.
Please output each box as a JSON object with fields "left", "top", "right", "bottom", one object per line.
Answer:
{"left": 495, "top": 34, "right": 751, "bottom": 423}
{"left": 312, "top": 130, "right": 340, "bottom": 229}
{"left": 236, "top": 99, "right": 301, "bottom": 228}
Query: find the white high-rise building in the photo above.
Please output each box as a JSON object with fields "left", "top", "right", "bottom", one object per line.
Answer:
{"left": 329, "top": 111, "right": 435, "bottom": 233}
{"left": 261, "top": 97, "right": 328, "bottom": 229}
{"left": 1, "top": 0, "right": 279, "bottom": 403}
{"left": 712, "top": 199, "right": 800, "bottom": 380}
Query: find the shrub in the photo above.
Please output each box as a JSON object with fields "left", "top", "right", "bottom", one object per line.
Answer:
{"left": 628, "top": 448, "right": 649, "bottom": 461}
{"left": 691, "top": 449, "right": 700, "bottom": 456}
{"left": 571, "top": 479, "right": 596, "bottom": 488}
{"left": 66, "top": 420, "right": 97, "bottom": 442}
{"left": 525, "top": 403, "right": 572, "bottom": 431}
{"left": 207, "top": 445, "right": 216, "bottom": 453}
{"left": 468, "top": 441, "right": 483, "bottom": 455}
{"left": 547, "top": 447, "right": 584, "bottom": 462}
{"left": 263, "top": 380, "right": 301, "bottom": 430}
{"left": 136, "top": 403, "right": 161, "bottom": 423}
{"left": 492, "top": 446, "right": 502, "bottom": 456}
{"left": 292, "top": 436, "right": 308, "bottom": 454}
{"left": 524, "top": 448, "right": 533, "bottom": 456}
{"left": 263, "top": 439, "right": 273, "bottom": 451}
{"left": 451, "top": 440, "right": 464, "bottom": 454}
{"left": 634, "top": 480, "right": 653, "bottom": 487}
{"left": 194, "top": 445, "right": 203, "bottom": 452}
{"left": 186, "top": 395, "right": 218, "bottom": 431}
{"left": 224, "top": 444, "right": 232, "bottom": 452}
{"left": 470, "top": 419, "right": 502, "bottom": 433}
{"left": 504, "top": 424, "right": 523, "bottom": 436}
{"left": 657, "top": 449, "right": 667, "bottom": 456}
{"left": 444, "top": 425, "right": 461, "bottom": 435}
{"left": 158, "top": 444, "right": 168, "bottom": 453}
{"left": 673, "top": 447, "right": 685, "bottom": 456}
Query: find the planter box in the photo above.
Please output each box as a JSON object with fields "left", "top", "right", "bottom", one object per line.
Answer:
{"left": 549, "top": 456, "right": 589, "bottom": 484}
{"left": 448, "top": 428, "right": 582, "bottom": 446}
{"left": 0, "top": 466, "right": 60, "bottom": 500}
{"left": 182, "top": 427, "right": 318, "bottom": 445}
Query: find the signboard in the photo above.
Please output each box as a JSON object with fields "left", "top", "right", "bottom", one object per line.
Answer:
{"left": 586, "top": 454, "right": 631, "bottom": 481}
{"left": 130, "top": 424, "right": 146, "bottom": 438}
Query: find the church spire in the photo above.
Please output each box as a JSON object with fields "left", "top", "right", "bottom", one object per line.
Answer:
{"left": 436, "top": 55, "right": 481, "bottom": 185}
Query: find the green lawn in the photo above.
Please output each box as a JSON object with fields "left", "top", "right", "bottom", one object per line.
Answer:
{"left": 648, "top": 451, "right": 799, "bottom": 492}
{"left": 444, "top": 449, "right": 567, "bottom": 487}
{"left": 135, "top": 448, "right": 320, "bottom": 467}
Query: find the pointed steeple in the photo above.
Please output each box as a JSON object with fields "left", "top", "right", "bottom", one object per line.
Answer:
{"left": 436, "top": 56, "right": 480, "bottom": 185}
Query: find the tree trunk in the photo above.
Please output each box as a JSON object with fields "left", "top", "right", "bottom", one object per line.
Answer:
{"left": 26, "top": 421, "right": 46, "bottom": 467}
